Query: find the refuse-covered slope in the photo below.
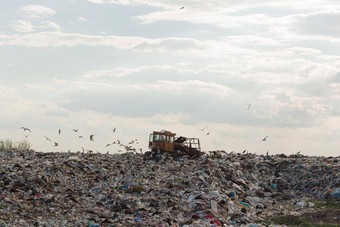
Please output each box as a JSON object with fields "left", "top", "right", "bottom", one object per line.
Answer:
{"left": 0, "top": 150, "right": 339, "bottom": 226}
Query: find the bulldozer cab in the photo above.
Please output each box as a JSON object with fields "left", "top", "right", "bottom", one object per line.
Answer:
{"left": 149, "top": 130, "right": 175, "bottom": 152}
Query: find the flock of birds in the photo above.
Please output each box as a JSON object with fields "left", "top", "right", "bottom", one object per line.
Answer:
{"left": 19, "top": 126, "right": 143, "bottom": 154}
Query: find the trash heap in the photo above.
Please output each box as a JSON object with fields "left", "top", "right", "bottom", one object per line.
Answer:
{"left": 0, "top": 150, "right": 339, "bottom": 226}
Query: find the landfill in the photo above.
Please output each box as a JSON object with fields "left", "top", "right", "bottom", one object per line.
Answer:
{"left": 0, "top": 149, "right": 339, "bottom": 226}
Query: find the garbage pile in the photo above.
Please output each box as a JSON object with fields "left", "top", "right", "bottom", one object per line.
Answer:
{"left": 0, "top": 150, "right": 339, "bottom": 226}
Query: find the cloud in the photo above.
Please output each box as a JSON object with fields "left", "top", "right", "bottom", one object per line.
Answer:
{"left": 0, "top": 31, "right": 209, "bottom": 53}
{"left": 20, "top": 5, "right": 56, "bottom": 19}
{"left": 290, "top": 11, "right": 340, "bottom": 39}
{"left": 11, "top": 20, "right": 35, "bottom": 33}
{"left": 11, "top": 5, "right": 60, "bottom": 33}
{"left": 77, "top": 16, "right": 87, "bottom": 22}
{"left": 40, "top": 21, "right": 61, "bottom": 31}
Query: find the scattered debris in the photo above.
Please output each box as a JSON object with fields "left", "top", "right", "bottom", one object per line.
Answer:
{"left": 0, "top": 150, "right": 338, "bottom": 226}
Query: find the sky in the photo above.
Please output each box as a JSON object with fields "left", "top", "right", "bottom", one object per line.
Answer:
{"left": 1, "top": 0, "right": 340, "bottom": 156}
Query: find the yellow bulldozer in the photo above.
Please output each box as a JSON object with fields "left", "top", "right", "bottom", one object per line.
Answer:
{"left": 147, "top": 130, "right": 202, "bottom": 158}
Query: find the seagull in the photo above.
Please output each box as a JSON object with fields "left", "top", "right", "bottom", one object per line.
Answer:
{"left": 58, "top": 129, "right": 61, "bottom": 135}
{"left": 112, "top": 127, "right": 116, "bottom": 133}
{"left": 54, "top": 142, "right": 59, "bottom": 147}
{"left": 246, "top": 104, "right": 251, "bottom": 110}
{"left": 106, "top": 144, "right": 111, "bottom": 147}
{"left": 23, "top": 134, "right": 30, "bottom": 138}
{"left": 79, "top": 135, "right": 83, "bottom": 138}
{"left": 262, "top": 136, "right": 269, "bottom": 142}
{"left": 117, "top": 140, "right": 120, "bottom": 144}
{"left": 90, "top": 134, "right": 94, "bottom": 141}
{"left": 200, "top": 125, "right": 208, "bottom": 131}
{"left": 82, "top": 147, "right": 85, "bottom": 153}
{"left": 44, "top": 136, "right": 52, "bottom": 141}
{"left": 180, "top": 6, "right": 184, "bottom": 9}
{"left": 20, "top": 127, "right": 31, "bottom": 132}
{"left": 72, "top": 129, "right": 78, "bottom": 132}
{"left": 206, "top": 132, "right": 210, "bottom": 135}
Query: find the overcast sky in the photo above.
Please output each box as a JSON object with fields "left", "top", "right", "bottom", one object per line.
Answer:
{"left": 1, "top": 0, "right": 340, "bottom": 156}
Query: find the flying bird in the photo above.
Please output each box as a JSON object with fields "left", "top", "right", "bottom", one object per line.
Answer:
{"left": 90, "top": 134, "right": 94, "bottom": 141}
{"left": 72, "top": 129, "right": 78, "bottom": 132}
{"left": 20, "top": 127, "right": 31, "bottom": 132}
{"left": 79, "top": 135, "right": 83, "bottom": 138}
{"left": 206, "top": 132, "right": 210, "bottom": 136}
{"left": 58, "top": 129, "right": 61, "bottom": 135}
{"left": 44, "top": 136, "right": 52, "bottom": 141}
{"left": 246, "top": 104, "right": 251, "bottom": 110}
{"left": 54, "top": 142, "right": 59, "bottom": 147}
{"left": 262, "top": 136, "right": 269, "bottom": 142}
{"left": 180, "top": 6, "right": 184, "bottom": 9}
{"left": 23, "top": 134, "right": 30, "bottom": 138}
{"left": 200, "top": 125, "right": 208, "bottom": 131}
{"left": 112, "top": 127, "right": 116, "bottom": 133}
{"left": 106, "top": 143, "right": 111, "bottom": 147}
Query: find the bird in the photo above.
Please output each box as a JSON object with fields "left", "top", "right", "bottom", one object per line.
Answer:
{"left": 242, "top": 150, "right": 247, "bottom": 154}
{"left": 20, "top": 127, "right": 31, "bottom": 132}
{"left": 245, "top": 104, "right": 251, "bottom": 110}
{"left": 90, "top": 134, "right": 94, "bottom": 141}
{"left": 54, "top": 142, "right": 59, "bottom": 147}
{"left": 72, "top": 129, "right": 78, "bottom": 132}
{"left": 23, "top": 134, "right": 30, "bottom": 138}
{"left": 79, "top": 135, "right": 83, "bottom": 138}
{"left": 117, "top": 140, "right": 120, "bottom": 144}
{"left": 106, "top": 144, "right": 111, "bottom": 147}
{"left": 58, "top": 129, "right": 61, "bottom": 135}
{"left": 112, "top": 127, "right": 116, "bottom": 133}
{"left": 200, "top": 125, "right": 208, "bottom": 131}
{"left": 44, "top": 136, "right": 52, "bottom": 141}
{"left": 180, "top": 6, "right": 184, "bottom": 9}
{"left": 262, "top": 136, "right": 269, "bottom": 142}
{"left": 206, "top": 132, "right": 210, "bottom": 135}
